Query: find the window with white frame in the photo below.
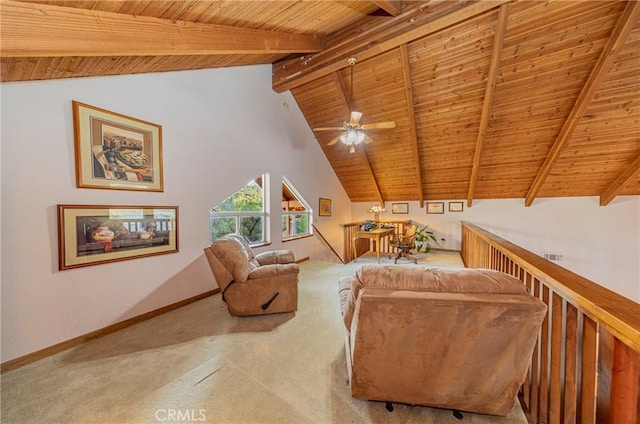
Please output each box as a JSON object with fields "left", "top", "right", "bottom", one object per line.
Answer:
{"left": 282, "top": 176, "right": 312, "bottom": 240}
{"left": 210, "top": 174, "right": 269, "bottom": 244}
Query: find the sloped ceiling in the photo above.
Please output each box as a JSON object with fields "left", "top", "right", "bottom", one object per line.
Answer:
{"left": 2, "top": 0, "right": 639, "bottom": 207}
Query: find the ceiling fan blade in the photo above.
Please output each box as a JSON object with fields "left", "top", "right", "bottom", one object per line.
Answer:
{"left": 327, "top": 135, "right": 341, "bottom": 146}
{"left": 360, "top": 121, "right": 396, "bottom": 130}
{"left": 364, "top": 135, "right": 375, "bottom": 144}
{"left": 349, "top": 111, "right": 363, "bottom": 125}
{"left": 313, "top": 126, "right": 344, "bottom": 131}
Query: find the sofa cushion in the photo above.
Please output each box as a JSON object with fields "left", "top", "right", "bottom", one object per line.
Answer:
{"left": 255, "top": 250, "right": 295, "bottom": 265}
{"left": 341, "top": 265, "right": 529, "bottom": 329}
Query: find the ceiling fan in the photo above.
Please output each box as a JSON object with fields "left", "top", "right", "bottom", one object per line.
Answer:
{"left": 312, "top": 57, "right": 396, "bottom": 153}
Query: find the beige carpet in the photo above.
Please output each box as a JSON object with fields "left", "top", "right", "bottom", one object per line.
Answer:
{"left": 1, "top": 251, "right": 527, "bottom": 423}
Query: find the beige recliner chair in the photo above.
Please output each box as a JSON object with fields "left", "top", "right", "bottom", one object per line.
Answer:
{"left": 204, "top": 234, "right": 299, "bottom": 316}
{"left": 338, "top": 265, "right": 547, "bottom": 416}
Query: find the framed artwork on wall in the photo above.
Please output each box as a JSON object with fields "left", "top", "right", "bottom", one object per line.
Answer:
{"left": 449, "top": 201, "right": 464, "bottom": 212}
{"left": 391, "top": 203, "right": 409, "bottom": 214}
{"left": 319, "top": 198, "right": 332, "bottom": 216}
{"left": 72, "top": 101, "right": 164, "bottom": 192}
{"left": 426, "top": 201, "right": 445, "bottom": 214}
{"left": 58, "top": 204, "right": 178, "bottom": 270}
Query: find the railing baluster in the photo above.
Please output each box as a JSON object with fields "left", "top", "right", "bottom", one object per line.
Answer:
{"left": 610, "top": 338, "right": 639, "bottom": 423}
{"left": 580, "top": 314, "right": 598, "bottom": 424}
{"left": 530, "top": 277, "right": 542, "bottom": 423}
{"left": 564, "top": 302, "right": 578, "bottom": 423}
{"left": 540, "top": 284, "right": 551, "bottom": 423}
{"left": 550, "top": 292, "right": 563, "bottom": 423}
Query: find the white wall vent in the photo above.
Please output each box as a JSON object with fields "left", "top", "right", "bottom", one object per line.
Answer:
{"left": 542, "top": 252, "right": 563, "bottom": 262}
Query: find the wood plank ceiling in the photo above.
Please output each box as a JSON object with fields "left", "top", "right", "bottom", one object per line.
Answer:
{"left": 2, "top": 0, "right": 639, "bottom": 207}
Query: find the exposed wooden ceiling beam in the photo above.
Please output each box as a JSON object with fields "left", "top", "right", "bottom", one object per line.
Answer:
{"left": 0, "top": 0, "right": 323, "bottom": 58}
{"left": 600, "top": 152, "right": 640, "bottom": 206}
{"left": 332, "top": 71, "right": 351, "bottom": 112}
{"left": 524, "top": 0, "right": 640, "bottom": 207}
{"left": 467, "top": 3, "right": 510, "bottom": 208}
{"left": 399, "top": 44, "right": 424, "bottom": 207}
{"left": 273, "top": 0, "right": 509, "bottom": 93}
{"left": 358, "top": 148, "right": 385, "bottom": 207}
{"left": 372, "top": 1, "right": 402, "bottom": 16}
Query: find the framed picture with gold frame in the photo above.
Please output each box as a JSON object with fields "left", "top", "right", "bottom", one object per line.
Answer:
{"left": 426, "top": 201, "right": 445, "bottom": 214}
{"left": 72, "top": 101, "right": 164, "bottom": 192}
{"left": 319, "top": 198, "right": 332, "bottom": 217}
{"left": 449, "top": 201, "right": 464, "bottom": 212}
{"left": 391, "top": 203, "right": 409, "bottom": 214}
{"left": 58, "top": 204, "right": 178, "bottom": 270}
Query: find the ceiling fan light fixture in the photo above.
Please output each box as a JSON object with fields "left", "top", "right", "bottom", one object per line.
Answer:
{"left": 312, "top": 57, "right": 395, "bottom": 153}
{"left": 339, "top": 128, "right": 366, "bottom": 153}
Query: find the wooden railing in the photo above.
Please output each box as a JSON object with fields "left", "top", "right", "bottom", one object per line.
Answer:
{"left": 311, "top": 224, "right": 345, "bottom": 264}
{"left": 340, "top": 220, "right": 410, "bottom": 263}
{"left": 461, "top": 221, "right": 640, "bottom": 424}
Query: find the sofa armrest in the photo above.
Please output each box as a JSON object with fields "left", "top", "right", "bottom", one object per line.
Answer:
{"left": 255, "top": 250, "right": 295, "bottom": 265}
{"left": 248, "top": 263, "right": 299, "bottom": 279}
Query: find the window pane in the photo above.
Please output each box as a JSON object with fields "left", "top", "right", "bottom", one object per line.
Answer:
{"left": 210, "top": 216, "right": 237, "bottom": 242}
{"left": 240, "top": 216, "right": 263, "bottom": 243}
{"left": 214, "top": 180, "right": 263, "bottom": 212}
{"left": 282, "top": 213, "right": 309, "bottom": 238}
{"left": 294, "top": 214, "right": 308, "bottom": 235}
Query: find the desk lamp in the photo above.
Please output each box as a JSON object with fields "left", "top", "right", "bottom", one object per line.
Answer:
{"left": 367, "top": 205, "right": 386, "bottom": 227}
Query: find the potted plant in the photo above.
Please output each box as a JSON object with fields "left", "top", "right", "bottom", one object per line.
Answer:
{"left": 414, "top": 225, "right": 437, "bottom": 253}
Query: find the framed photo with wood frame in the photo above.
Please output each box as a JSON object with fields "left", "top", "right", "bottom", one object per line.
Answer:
{"left": 319, "top": 198, "right": 332, "bottom": 217}
{"left": 391, "top": 203, "right": 409, "bottom": 214}
{"left": 72, "top": 101, "right": 164, "bottom": 192}
{"left": 58, "top": 204, "right": 178, "bottom": 270}
{"left": 426, "top": 201, "right": 445, "bottom": 214}
{"left": 449, "top": 201, "right": 464, "bottom": 212}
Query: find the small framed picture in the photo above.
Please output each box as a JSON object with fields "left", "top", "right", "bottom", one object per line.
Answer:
{"left": 391, "top": 203, "right": 409, "bottom": 214}
{"left": 449, "top": 201, "right": 464, "bottom": 212}
{"left": 426, "top": 202, "right": 445, "bottom": 214}
{"left": 319, "top": 198, "right": 332, "bottom": 216}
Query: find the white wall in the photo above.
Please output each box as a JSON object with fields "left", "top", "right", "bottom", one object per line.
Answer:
{"left": 0, "top": 65, "right": 350, "bottom": 362}
{"left": 353, "top": 197, "right": 640, "bottom": 302}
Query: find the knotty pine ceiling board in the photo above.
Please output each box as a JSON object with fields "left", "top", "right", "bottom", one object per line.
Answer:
{"left": 348, "top": 50, "right": 416, "bottom": 201}
{"left": 28, "top": 1, "right": 378, "bottom": 33}
{"left": 471, "top": 0, "right": 623, "bottom": 199}
{"left": 539, "top": 2, "right": 638, "bottom": 198}
{"left": 407, "top": 11, "right": 494, "bottom": 200}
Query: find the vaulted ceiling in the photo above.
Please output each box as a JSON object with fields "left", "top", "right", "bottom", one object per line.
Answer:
{"left": 2, "top": 0, "right": 639, "bottom": 207}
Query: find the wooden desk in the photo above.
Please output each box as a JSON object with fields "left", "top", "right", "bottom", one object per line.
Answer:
{"left": 352, "top": 227, "right": 395, "bottom": 264}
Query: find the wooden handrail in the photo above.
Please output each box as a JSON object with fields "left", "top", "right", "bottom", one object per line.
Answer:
{"left": 312, "top": 224, "right": 345, "bottom": 264}
{"left": 461, "top": 221, "right": 640, "bottom": 424}
{"left": 461, "top": 221, "right": 640, "bottom": 352}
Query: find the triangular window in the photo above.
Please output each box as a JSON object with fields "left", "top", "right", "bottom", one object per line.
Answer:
{"left": 282, "top": 176, "right": 312, "bottom": 240}
{"left": 210, "top": 174, "right": 269, "bottom": 244}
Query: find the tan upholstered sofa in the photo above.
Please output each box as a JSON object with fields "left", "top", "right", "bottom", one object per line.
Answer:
{"left": 338, "top": 265, "right": 547, "bottom": 416}
{"left": 204, "top": 234, "right": 299, "bottom": 316}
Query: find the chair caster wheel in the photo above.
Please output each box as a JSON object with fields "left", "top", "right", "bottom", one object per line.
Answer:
{"left": 385, "top": 402, "right": 394, "bottom": 412}
{"left": 453, "top": 410, "right": 463, "bottom": 419}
